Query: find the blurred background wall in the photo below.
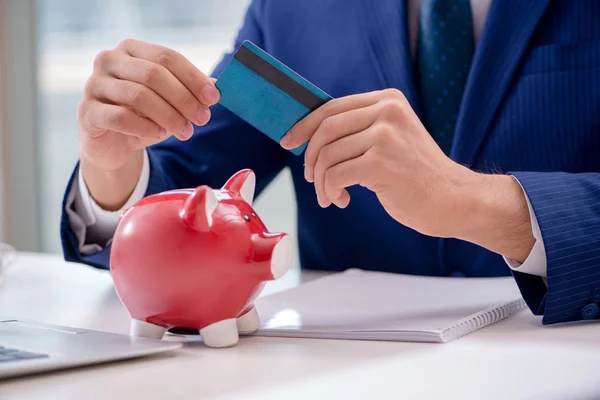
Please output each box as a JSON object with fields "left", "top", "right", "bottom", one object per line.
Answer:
{"left": 0, "top": 0, "right": 298, "bottom": 264}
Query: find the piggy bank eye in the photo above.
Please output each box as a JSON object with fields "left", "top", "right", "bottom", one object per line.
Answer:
{"left": 242, "top": 214, "right": 251, "bottom": 222}
{"left": 251, "top": 212, "right": 257, "bottom": 218}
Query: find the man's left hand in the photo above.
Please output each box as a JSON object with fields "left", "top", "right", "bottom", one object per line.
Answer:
{"left": 280, "top": 89, "right": 535, "bottom": 261}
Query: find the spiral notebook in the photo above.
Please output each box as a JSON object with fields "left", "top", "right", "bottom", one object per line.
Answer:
{"left": 253, "top": 269, "right": 526, "bottom": 343}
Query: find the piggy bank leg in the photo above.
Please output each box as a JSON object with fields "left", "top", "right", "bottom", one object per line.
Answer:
{"left": 237, "top": 306, "right": 260, "bottom": 334}
{"left": 200, "top": 318, "right": 238, "bottom": 348}
{"left": 130, "top": 319, "right": 167, "bottom": 340}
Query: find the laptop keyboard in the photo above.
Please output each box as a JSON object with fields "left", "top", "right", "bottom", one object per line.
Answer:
{"left": 0, "top": 346, "right": 48, "bottom": 362}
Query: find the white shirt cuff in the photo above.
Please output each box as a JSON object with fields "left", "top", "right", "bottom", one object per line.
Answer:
{"left": 504, "top": 176, "right": 547, "bottom": 278}
{"left": 65, "top": 150, "right": 150, "bottom": 255}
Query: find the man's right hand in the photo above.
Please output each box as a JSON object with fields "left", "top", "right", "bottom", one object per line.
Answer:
{"left": 77, "top": 39, "right": 220, "bottom": 210}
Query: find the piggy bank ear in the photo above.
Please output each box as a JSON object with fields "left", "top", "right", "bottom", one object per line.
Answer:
{"left": 180, "top": 186, "right": 218, "bottom": 232}
{"left": 222, "top": 169, "right": 255, "bottom": 205}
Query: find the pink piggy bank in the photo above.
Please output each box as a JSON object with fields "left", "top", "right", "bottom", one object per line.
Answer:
{"left": 109, "top": 169, "right": 292, "bottom": 348}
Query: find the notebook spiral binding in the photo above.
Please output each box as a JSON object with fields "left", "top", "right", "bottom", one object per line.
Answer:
{"left": 440, "top": 298, "right": 527, "bottom": 342}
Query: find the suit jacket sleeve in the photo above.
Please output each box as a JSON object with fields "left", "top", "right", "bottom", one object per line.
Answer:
{"left": 60, "top": 0, "right": 286, "bottom": 270}
{"left": 510, "top": 171, "right": 600, "bottom": 325}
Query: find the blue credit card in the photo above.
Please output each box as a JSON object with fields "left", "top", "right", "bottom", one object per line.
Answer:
{"left": 215, "top": 40, "right": 332, "bottom": 155}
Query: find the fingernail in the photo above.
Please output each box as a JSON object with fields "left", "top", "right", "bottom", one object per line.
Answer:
{"left": 280, "top": 133, "right": 292, "bottom": 148}
{"left": 182, "top": 122, "right": 193, "bottom": 139}
{"left": 334, "top": 200, "right": 347, "bottom": 209}
{"left": 304, "top": 167, "right": 314, "bottom": 183}
{"left": 333, "top": 193, "right": 347, "bottom": 209}
{"left": 158, "top": 127, "right": 168, "bottom": 139}
{"left": 201, "top": 86, "right": 220, "bottom": 105}
{"left": 197, "top": 108, "right": 211, "bottom": 125}
{"left": 316, "top": 191, "right": 330, "bottom": 208}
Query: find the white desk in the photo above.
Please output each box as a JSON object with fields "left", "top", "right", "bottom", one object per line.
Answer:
{"left": 0, "top": 252, "right": 598, "bottom": 399}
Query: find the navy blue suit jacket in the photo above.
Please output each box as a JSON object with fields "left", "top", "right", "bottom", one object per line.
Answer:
{"left": 61, "top": 0, "right": 600, "bottom": 325}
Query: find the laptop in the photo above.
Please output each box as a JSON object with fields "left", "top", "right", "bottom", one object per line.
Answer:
{"left": 0, "top": 316, "right": 182, "bottom": 380}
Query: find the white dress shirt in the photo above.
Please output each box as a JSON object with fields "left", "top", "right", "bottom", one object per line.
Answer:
{"left": 66, "top": 0, "right": 547, "bottom": 278}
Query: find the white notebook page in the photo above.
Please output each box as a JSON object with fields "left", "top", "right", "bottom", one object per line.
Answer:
{"left": 253, "top": 269, "right": 526, "bottom": 342}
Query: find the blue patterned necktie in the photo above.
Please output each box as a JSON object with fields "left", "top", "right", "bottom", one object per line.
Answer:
{"left": 416, "top": 0, "right": 474, "bottom": 154}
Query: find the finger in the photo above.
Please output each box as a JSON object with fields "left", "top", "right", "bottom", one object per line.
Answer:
{"left": 323, "top": 156, "right": 367, "bottom": 209}
{"left": 280, "top": 91, "right": 381, "bottom": 150}
{"left": 88, "top": 75, "right": 192, "bottom": 140}
{"left": 304, "top": 103, "right": 378, "bottom": 183}
{"left": 107, "top": 54, "right": 211, "bottom": 127}
{"left": 332, "top": 188, "right": 351, "bottom": 209}
{"left": 119, "top": 39, "right": 220, "bottom": 107}
{"left": 313, "top": 131, "right": 373, "bottom": 208}
{"left": 82, "top": 99, "right": 164, "bottom": 140}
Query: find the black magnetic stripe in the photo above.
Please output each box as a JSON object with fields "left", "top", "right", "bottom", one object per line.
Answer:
{"left": 234, "top": 45, "right": 327, "bottom": 111}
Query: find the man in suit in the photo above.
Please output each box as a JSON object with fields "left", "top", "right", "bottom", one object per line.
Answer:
{"left": 61, "top": 0, "right": 600, "bottom": 325}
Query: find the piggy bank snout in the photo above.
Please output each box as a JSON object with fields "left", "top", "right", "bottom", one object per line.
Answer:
{"left": 270, "top": 235, "right": 292, "bottom": 279}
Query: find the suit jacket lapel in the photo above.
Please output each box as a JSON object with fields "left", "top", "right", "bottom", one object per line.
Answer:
{"left": 359, "top": 0, "right": 422, "bottom": 117}
{"left": 450, "top": 0, "right": 551, "bottom": 165}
